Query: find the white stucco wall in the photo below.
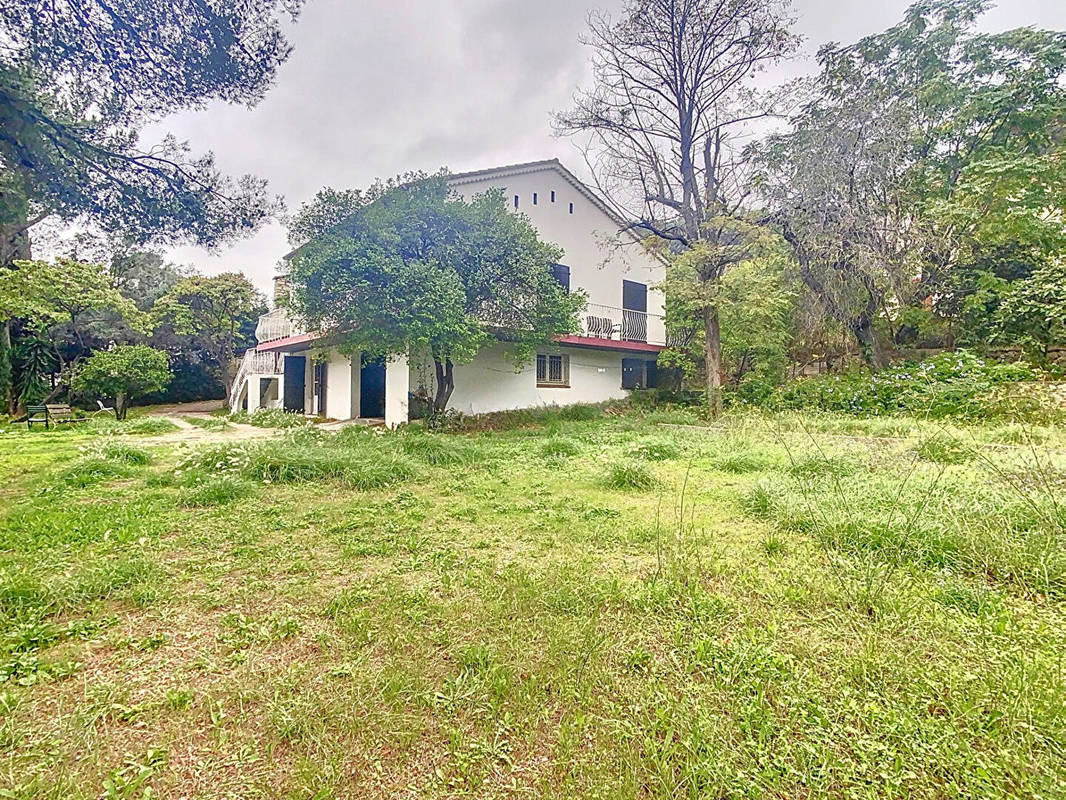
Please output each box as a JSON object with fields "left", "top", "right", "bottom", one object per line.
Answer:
{"left": 450, "top": 166, "right": 666, "bottom": 333}
{"left": 325, "top": 349, "right": 353, "bottom": 420}
{"left": 410, "top": 344, "right": 632, "bottom": 416}
{"left": 385, "top": 355, "right": 409, "bottom": 428}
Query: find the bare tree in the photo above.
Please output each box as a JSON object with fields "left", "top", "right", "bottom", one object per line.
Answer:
{"left": 556, "top": 0, "right": 798, "bottom": 414}
{"left": 759, "top": 83, "right": 928, "bottom": 369}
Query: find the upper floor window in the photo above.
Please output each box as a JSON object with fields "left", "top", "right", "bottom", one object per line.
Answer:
{"left": 551, "top": 190, "right": 556, "bottom": 203}
{"left": 533, "top": 192, "right": 538, "bottom": 205}
{"left": 513, "top": 195, "right": 519, "bottom": 209}
{"left": 568, "top": 202, "right": 574, "bottom": 214}
{"left": 551, "top": 264, "right": 570, "bottom": 292}
{"left": 536, "top": 353, "right": 570, "bottom": 387}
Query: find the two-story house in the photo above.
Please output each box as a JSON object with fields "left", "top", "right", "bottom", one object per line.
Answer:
{"left": 229, "top": 159, "right": 667, "bottom": 427}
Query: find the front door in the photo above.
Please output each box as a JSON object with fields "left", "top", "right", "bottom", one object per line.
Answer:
{"left": 360, "top": 358, "right": 386, "bottom": 418}
{"left": 313, "top": 361, "right": 327, "bottom": 417}
{"left": 283, "top": 355, "right": 306, "bottom": 413}
{"left": 622, "top": 280, "right": 648, "bottom": 342}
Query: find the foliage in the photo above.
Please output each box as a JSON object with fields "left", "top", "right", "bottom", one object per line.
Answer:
{"left": 773, "top": 351, "right": 1038, "bottom": 420}
{"left": 761, "top": 0, "right": 1066, "bottom": 364}
{"left": 663, "top": 254, "right": 795, "bottom": 403}
{"left": 288, "top": 175, "right": 584, "bottom": 412}
{"left": 0, "top": 259, "right": 148, "bottom": 336}
{"left": 0, "top": 1, "right": 301, "bottom": 254}
{"left": 558, "top": 0, "right": 799, "bottom": 412}
{"left": 152, "top": 272, "right": 265, "bottom": 394}
{"left": 991, "top": 260, "right": 1066, "bottom": 362}
{"left": 71, "top": 345, "right": 172, "bottom": 419}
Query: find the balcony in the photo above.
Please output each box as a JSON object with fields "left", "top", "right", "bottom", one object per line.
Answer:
{"left": 577, "top": 303, "right": 667, "bottom": 347}
{"left": 255, "top": 308, "right": 304, "bottom": 344}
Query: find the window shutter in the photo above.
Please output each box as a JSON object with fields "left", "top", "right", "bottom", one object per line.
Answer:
{"left": 551, "top": 264, "right": 570, "bottom": 292}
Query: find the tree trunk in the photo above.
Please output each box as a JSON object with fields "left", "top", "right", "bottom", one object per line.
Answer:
{"left": 0, "top": 322, "right": 12, "bottom": 415}
{"left": 218, "top": 344, "right": 235, "bottom": 398}
{"left": 115, "top": 391, "right": 129, "bottom": 421}
{"left": 852, "top": 314, "right": 884, "bottom": 370}
{"left": 702, "top": 305, "right": 723, "bottom": 417}
{"left": 1, "top": 209, "right": 34, "bottom": 415}
{"left": 433, "top": 358, "right": 454, "bottom": 413}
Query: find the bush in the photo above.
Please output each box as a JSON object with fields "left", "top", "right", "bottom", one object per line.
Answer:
{"left": 773, "top": 351, "right": 1039, "bottom": 420}
{"left": 72, "top": 345, "right": 172, "bottom": 420}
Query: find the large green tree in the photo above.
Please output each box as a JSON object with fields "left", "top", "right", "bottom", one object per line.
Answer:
{"left": 152, "top": 273, "right": 265, "bottom": 397}
{"left": 0, "top": 258, "right": 149, "bottom": 407}
{"left": 762, "top": 0, "right": 1066, "bottom": 365}
{"left": 287, "top": 176, "right": 585, "bottom": 413}
{"left": 0, "top": 0, "right": 302, "bottom": 409}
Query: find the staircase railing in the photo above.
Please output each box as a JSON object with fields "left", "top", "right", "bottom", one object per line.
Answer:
{"left": 229, "top": 350, "right": 283, "bottom": 411}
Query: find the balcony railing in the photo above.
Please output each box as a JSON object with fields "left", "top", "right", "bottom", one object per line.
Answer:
{"left": 580, "top": 303, "right": 666, "bottom": 346}
{"left": 255, "top": 308, "right": 304, "bottom": 343}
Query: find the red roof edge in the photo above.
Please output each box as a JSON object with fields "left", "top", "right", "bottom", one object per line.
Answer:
{"left": 555, "top": 334, "right": 665, "bottom": 353}
{"left": 257, "top": 332, "right": 320, "bottom": 352}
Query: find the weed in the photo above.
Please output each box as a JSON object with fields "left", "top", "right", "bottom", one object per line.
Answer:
{"left": 916, "top": 436, "right": 975, "bottom": 464}
{"left": 605, "top": 461, "right": 657, "bottom": 490}
{"left": 180, "top": 475, "right": 258, "bottom": 507}
{"left": 540, "top": 437, "right": 581, "bottom": 458}
{"left": 629, "top": 439, "right": 681, "bottom": 461}
{"left": 400, "top": 433, "right": 480, "bottom": 465}
{"left": 181, "top": 416, "right": 231, "bottom": 431}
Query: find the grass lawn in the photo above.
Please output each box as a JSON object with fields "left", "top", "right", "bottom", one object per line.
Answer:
{"left": 0, "top": 410, "right": 1063, "bottom": 798}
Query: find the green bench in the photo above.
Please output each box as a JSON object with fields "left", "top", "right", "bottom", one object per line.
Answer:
{"left": 26, "top": 404, "right": 88, "bottom": 430}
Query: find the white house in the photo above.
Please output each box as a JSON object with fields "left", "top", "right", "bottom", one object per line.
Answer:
{"left": 229, "top": 159, "right": 668, "bottom": 427}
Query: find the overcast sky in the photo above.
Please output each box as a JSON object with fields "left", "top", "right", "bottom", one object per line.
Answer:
{"left": 157, "top": 0, "right": 1064, "bottom": 297}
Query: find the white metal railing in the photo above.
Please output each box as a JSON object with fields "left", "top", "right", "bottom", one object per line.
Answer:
{"left": 580, "top": 303, "right": 666, "bottom": 346}
{"left": 229, "top": 349, "right": 284, "bottom": 410}
{"left": 254, "top": 308, "right": 304, "bottom": 343}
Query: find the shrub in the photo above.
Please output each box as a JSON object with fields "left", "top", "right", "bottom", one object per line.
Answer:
{"left": 773, "top": 351, "right": 1039, "bottom": 420}
{"left": 71, "top": 345, "right": 172, "bottom": 420}
{"left": 605, "top": 462, "right": 657, "bottom": 490}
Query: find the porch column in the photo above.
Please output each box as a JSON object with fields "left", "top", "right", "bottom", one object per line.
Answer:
{"left": 384, "top": 354, "right": 409, "bottom": 429}
{"left": 247, "top": 373, "right": 262, "bottom": 411}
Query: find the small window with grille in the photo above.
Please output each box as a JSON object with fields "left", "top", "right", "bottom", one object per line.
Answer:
{"left": 536, "top": 353, "right": 570, "bottom": 387}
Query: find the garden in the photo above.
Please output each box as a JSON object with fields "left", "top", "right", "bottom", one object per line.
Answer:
{"left": 0, "top": 393, "right": 1063, "bottom": 798}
